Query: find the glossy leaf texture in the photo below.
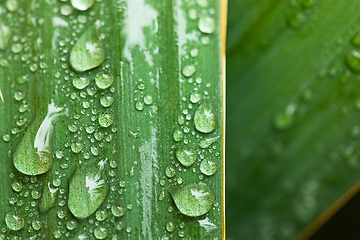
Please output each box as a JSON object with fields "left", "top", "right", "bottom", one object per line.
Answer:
{"left": 227, "top": 0, "right": 360, "bottom": 239}
{"left": 0, "top": 0, "right": 225, "bottom": 239}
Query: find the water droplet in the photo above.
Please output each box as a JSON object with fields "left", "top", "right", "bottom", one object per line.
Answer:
{"left": 95, "top": 209, "right": 108, "bottom": 221}
{"left": 60, "top": 4, "right": 74, "bottom": 16}
{"left": 98, "top": 112, "right": 114, "bottom": 127}
{"left": 73, "top": 231, "right": 90, "bottom": 240}
{"left": 39, "top": 181, "right": 58, "bottom": 213}
{"left": 173, "top": 129, "right": 183, "bottom": 142}
{"left": 31, "top": 219, "right": 42, "bottom": 231}
{"left": 66, "top": 220, "right": 78, "bottom": 230}
{"left": 100, "top": 95, "right": 114, "bottom": 107}
{"left": 274, "top": 104, "right": 296, "bottom": 130}
{"left": 13, "top": 101, "right": 67, "bottom": 175}
{"left": 301, "top": 0, "right": 314, "bottom": 8}
{"left": 199, "top": 136, "right": 219, "bottom": 149}
{"left": 196, "top": 0, "right": 208, "bottom": 7}
{"left": 14, "top": 91, "right": 25, "bottom": 101}
{"left": 169, "top": 182, "right": 214, "bottom": 217}
{"left": 95, "top": 72, "right": 114, "bottom": 89}
{"left": 5, "top": 212, "right": 24, "bottom": 231}
{"left": 3, "top": 133, "right": 10, "bottom": 142}
{"left": 190, "top": 48, "right": 199, "bottom": 57}
{"left": 285, "top": 11, "right": 305, "bottom": 28}
{"left": 0, "top": 22, "right": 12, "bottom": 50}
{"left": 198, "top": 16, "right": 215, "bottom": 34}
{"left": 70, "top": 26, "right": 105, "bottom": 72}
{"left": 71, "top": 142, "right": 84, "bottom": 153}
{"left": 182, "top": 65, "right": 196, "bottom": 77}
{"left": 6, "top": 0, "right": 19, "bottom": 12}
{"left": 11, "top": 43, "right": 23, "bottom": 53}
{"left": 68, "top": 124, "right": 79, "bottom": 132}
{"left": 345, "top": 50, "right": 360, "bottom": 72}
{"left": 70, "top": 0, "right": 95, "bottom": 11}
{"left": 94, "top": 226, "right": 108, "bottom": 239}
{"left": 73, "top": 76, "right": 90, "bottom": 89}
{"left": 188, "top": 9, "right": 197, "bottom": 20}
{"left": 166, "top": 221, "right": 175, "bottom": 232}
{"left": 351, "top": 32, "right": 360, "bottom": 47}
{"left": 194, "top": 103, "right": 217, "bottom": 133}
{"left": 68, "top": 162, "right": 108, "bottom": 219}
{"left": 190, "top": 92, "right": 201, "bottom": 103}
{"left": 200, "top": 159, "right": 218, "bottom": 176}
{"left": 144, "top": 95, "right": 153, "bottom": 105}
{"left": 135, "top": 101, "right": 144, "bottom": 111}
{"left": 165, "top": 166, "right": 176, "bottom": 178}
{"left": 111, "top": 205, "right": 126, "bottom": 217}
{"left": 11, "top": 181, "right": 22, "bottom": 192}
{"left": 175, "top": 148, "right": 197, "bottom": 167}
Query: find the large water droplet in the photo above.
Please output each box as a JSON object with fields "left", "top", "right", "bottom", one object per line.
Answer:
{"left": 68, "top": 161, "right": 108, "bottom": 219}
{"left": 198, "top": 16, "right": 215, "bottom": 34}
{"left": 345, "top": 50, "right": 360, "bottom": 72}
{"left": 13, "top": 101, "right": 67, "bottom": 175}
{"left": 70, "top": 26, "right": 105, "bottom": 72}
{"left": 70, "top": 0, "right": 95, "bottom": 11}
{"left": 175, "top": 148, "right": 197, "bottom": 167}
{"left": 5, "top": 212, "right": 24, "bottom": 231}
{"left": 169, "top": 182, "right": 214, "bottom": 217}
{"left": 0, "top": 22, "right": 12, "bottom": 50}
{"left": 39, "top": 181, "right": 58, "bottom": 213}
{"left": 194, "top": 103, "right": 217, "bottom": 133}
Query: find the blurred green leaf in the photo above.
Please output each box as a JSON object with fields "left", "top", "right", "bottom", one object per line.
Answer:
{"left": 227, "top": 0, "right": 360, "bottom": 239}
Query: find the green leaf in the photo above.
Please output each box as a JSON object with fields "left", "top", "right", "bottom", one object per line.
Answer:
{"left": 0, "top": 0, "right": 224, "bottom": 239}
{"left": 227, "top": 0, "right": 360, "bottom": 239}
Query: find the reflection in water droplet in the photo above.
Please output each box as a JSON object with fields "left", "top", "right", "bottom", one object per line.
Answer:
{"left": 345, "top": 50, "right": 360, "bottom": 72}
{"left": 199, "top": 136, "right": 219, "bottom": 149}
{"left": 13, "top": 101, "right": 67, "bottom": 175}
{"left": 68, "top": 162, "right": 108, "bottom": 219}
{"left": 198, "top": 16, "right": 215, "bottom": 34}
{"left": 166, "top": 221, "right": 175, "bottom": 232}
{"left": 60, "top": 4, "right": 74, "bottom": 16}
{"left": 70, "top": 26, "right": 105, "bottom": 72}
{"left": 70, "top": 0, "right": 95, "bottom": 11}
{"left": 169, "top": 182, "right": 214, "bottom": 217}
{"left": 95, "top": 72, "right": 114, "bottom": 89}
{"left": 100, "top": 96, "right": 114, "bottom": 108}
{"left": 194, "top": 103, "right": 217, "bottom": 133}
{"left": 94, "top": 226, "right": 108, "bottom": 239}
{"left": 175, "top": 148, "right": 197, "bottom": 167}
{"left": 182, "top": 65, "right": 196, "bottom": 77}
{"left": 5, "top": 212, "right": 24, "bottom": 231}
{"left": 173, "top": 129, "right": 183, "bottom": 142}
{"left": 144, "top": 95, "right": 153, "bottom": 105}
{"left": 98, "top": 112, "right": 114, "bottom": 127}
{"left": 73, "top": 76, "right": 90, "bottom": 89}
{"left": 6, "top": 0, "right": 19, "bottom": 12}
{"left": 200, "top": 159, "right": 218, "bottom": 176}
{"left": 190, "top": 92, "right": 201, "bottom": 103}
{"left": 111, "top": 205, "right": 126, "bottom": 217}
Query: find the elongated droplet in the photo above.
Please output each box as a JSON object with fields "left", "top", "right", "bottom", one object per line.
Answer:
{"left": 199, "top": 136, "right": 219, "bottom": 149}
{"left": 13, "top": 101, "right": 67, "bottom": 175}
{"left": 194, "top": 103, "right": 217, "bottom": 133}
{"left": 70, "top": 26, "right": 105, "bottom": 72}
{"left": 39, "top": 181, "right": 58, "bottom": 213}
{"left": 169, "top": 182, "right": 214, "bottom": 217}
{"left": 70, "top": 0, "right": 95, "bottom": 11}
{"left": 68, "top": 161, "right": 108, "bottom": 219}
{"left": 0, "top": 22, "right": 12, "bottom": 50}
{"left": 175, "top": 148, "right": 197, "bottom": 167}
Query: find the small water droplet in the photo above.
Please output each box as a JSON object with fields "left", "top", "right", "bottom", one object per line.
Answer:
{"left": 169, "top": 182, "right": 214, "bottom": 217}
{"left": 190, "top": 92, "right": 201, "bottom": 103}
{"left": 182, "top": 65, "right": 196, "bottom": 77}
{"left": 71, "top": 0, "right": 95, "bottom": 11}
{"left": 173, "top": 129, "right": 184, "bottom": 142}
{"left": 166, "top": 221, "right": 175, "bottom": 232}
{"left": 200, "top": 159, "right": 218, "bottom": 176}
{"left": 199, "top": 136, "right": 219, "bottom": 149}
{"left": 66, "top": 220, "right": 78, "bottom": 230}
{"left": 301, "top": 0, "right": 314, "bottom": 8}
{"left": 98, "top": 112, "right": 114, "bottom": 127}
{"left": 196, "top": 0, "right": 208, "bottom": 7}
{"left": 95, "top": 209, "right": 108, "bottom": 221}
{"left": 111, "top": 205, "right": 126, "bottom": 217}
{"left": 143, "top": 95, "right": 153, "bottom": 105}
{"left": 5, "top": 212, "right": 24, "bottom": 231}
{"left": 94, "top": 226, "right": 108, "bottom": 239}
{"left": 188, "top": 9, "right": 197, "bottom": 20}
{"left": 100, "top": 95, "right": 114, "bottom": 107}
{"left": 31, "top": 219, "right": 42, "bottom": 231}
{"left": 71, "top": 142, "right": 84, "bottom": 153}
{"left": 6, "top": 0, "right": 19, "bottom": 12}
{"left": 95, "top": 72, "right": 114, "bottom": 89}
{"left": 3, "top": 133, "right": 11, "bottom": 142}
{"left": 70, "top": 26, "right": 105, "bottom": 72}
{"left": 73, "top": 76, "right": 90, "bottom": 89}
{"left": 11, "top": 43, "right": 23, "bottom": 53}
{"left": 175, "top": 148, "right": 197, "bottom": 167}
{"left": 11, "top": 181, "right": 22, "bottom": 192}
{"left": 135, "top": 101, "right": 144, "bottom": 111}
{"left": 194, "top": 103, "right": 217, "bottom": 133}
{"left": 165, "top": 166, "right": 176, "bottom": 178}
{"left": 198, "top": 16, "right": 215, "bottom": 34}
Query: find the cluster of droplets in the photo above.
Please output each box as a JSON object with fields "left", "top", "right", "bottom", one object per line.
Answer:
{"left": 285, "top": 0, "right": 316, "bottom": 29}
